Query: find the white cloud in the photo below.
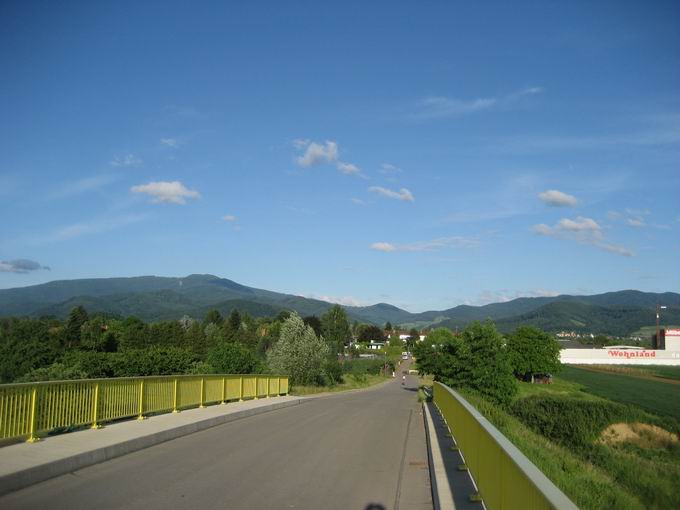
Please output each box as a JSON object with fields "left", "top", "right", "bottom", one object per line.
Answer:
{"left": 557, "top": 217, "right": 601, "bottom": 233}
{"left": 337, "top": 161, "right": 362, "bottom": 176}
{"left": 417, "top": 87, "right": 543, "bottom": 119}
{"left": 350, "top": 198, "right": 365, "bottom": 205}
{"left": 370, "top": 242, "right": 396, "bottom": 252}
{"left": 160, "top": 138, "right": 180, "bottom": 148}
{"left": 222, "top": 215, "right": 237, "bottom": 222}
{"left": 371, "top": 236, "right": 478, "bottom": 253}
{"left": 295, "top": 140, "right": 339, "bottom": 167}
{"left": 532, "top": 216, "right": 633, "bottom": 257}
{"left": 0, "top": 259, "right": 50, "bottom": 273}
{"left": 380, "top": 163, "right": 401, "bottom": 174}
{"left": 368, "top": 186, "right": 414, "bottom": 202}
{"left": 131, "top": 181, "right": 200, "bottom": 204}
{"left": 626, "top": 217, "right": 646, "bottom": 228}
{"left": 110, "top": 154, "right": 142, "bottom": 167}
{"left": 607, "top": 210, "right": 622, "bottom": 220}
{"left": 292, "top": 138, "right": 310, "bottom": 149}
{"left": 538, "top": 189, "right": 578, "bottom": 207}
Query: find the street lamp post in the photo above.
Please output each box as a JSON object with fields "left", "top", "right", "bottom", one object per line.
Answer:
{"left": 656, "top": 304, "right": 667, "bottom": 349}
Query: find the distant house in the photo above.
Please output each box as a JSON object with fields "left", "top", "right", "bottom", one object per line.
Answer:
{"left": 398, "top": 334, "right": 427, "bottom": 342}
{"left": 367, "top": 342, "right": 385, "bottom": 350}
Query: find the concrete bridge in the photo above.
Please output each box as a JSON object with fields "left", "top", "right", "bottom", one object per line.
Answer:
{"left": 0, "top": 368, "right": 577, "bottom": 510}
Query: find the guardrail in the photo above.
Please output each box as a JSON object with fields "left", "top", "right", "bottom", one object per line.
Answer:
{"left": 0, "top": 374, "right": 289, "bottom": 443}
{"left": 433, "top": 382, "right": 577, "bottom": 510}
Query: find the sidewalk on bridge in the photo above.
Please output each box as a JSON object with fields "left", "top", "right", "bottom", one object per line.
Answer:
{"left": 0, "top": 395, "right": 303, "bottom": 496}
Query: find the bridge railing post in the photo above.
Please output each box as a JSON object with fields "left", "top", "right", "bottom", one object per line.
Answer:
{"left": 27, "top": 387, "right": 40, "bottom": 443}
{"left": 172, "top": 378, "right": 180, "bottom": 413}
{"left": 137, "top": 380, "right": 145, "bottom": 420}
{"left": 199, "top": 377, "right": 206, "bottom": 408}
{"left": 91, "top": 382, "right": 101, "bottom": 429}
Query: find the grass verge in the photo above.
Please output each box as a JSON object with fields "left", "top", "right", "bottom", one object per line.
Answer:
{"left": 289, "top": 374, "right": 389, "bottom": 396}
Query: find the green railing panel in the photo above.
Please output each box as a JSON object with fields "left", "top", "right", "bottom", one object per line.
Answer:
{"left": 433, "top": 382, "right": 577, "bottom": 510}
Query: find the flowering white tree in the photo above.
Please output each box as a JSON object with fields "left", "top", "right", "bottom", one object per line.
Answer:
{"left": 268, "top": 313, "right": 329, "bottom": 385}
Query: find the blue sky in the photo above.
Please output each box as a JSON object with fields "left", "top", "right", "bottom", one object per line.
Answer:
{"left": 1, "top": 1, "right": 679, "bottom": 311}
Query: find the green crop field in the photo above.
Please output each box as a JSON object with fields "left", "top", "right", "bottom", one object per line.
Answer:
{"left": 559, "top": 366, "right": 680, "bottom": 420}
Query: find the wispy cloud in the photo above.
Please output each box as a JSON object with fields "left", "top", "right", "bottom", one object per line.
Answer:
{"left": 371, "top": 236, "right": 479, "bottom": 253}
{"left": 300, "top": 293, "right": 363, "bottom": 307}
{"left": 498, "top": 129, "right": 680, "bottom": 153}
{"left": 160, "top": 138, "right": 180, "bottom": 148}
{"left": 50, "top": 174, "right": 119, "bottom": 199}
{"left": 222, "top": 215, "right": 237, "bottom": 222}
{"left": 380, "top": 163, "right": 402, "bottom": 174}
{"left": 350, "top": 198, "right": 365, "bottom": 205}
{"left": 0, "top": 259, "right": 50, "bottom": 273}
{"left": 36, "top": 214, "right": 148, "bottom": 243}
{"left": 538, "top": 189, "right": 577, "bottom": 207}
{"left": 416, "top": 87, "right": 543, "bottom": 119}
{"left": 336, "top": 161, "right": 365, "bottom": 177}
{"left": 532, "top": 216, "right": 633, "bottom": 257}
{"left": 368, "top": 186, "right": 414, "bottom": 202}
{"left": 465, "top": 288, "right": 559, "bottom": 305}
{"left": 110, "top": 154, "right": 142, "bottom": 167}
{"left": 131, "top": 181, "right": 200, "bottom": 204}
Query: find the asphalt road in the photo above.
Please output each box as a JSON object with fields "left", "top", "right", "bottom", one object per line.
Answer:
{"left": 1, "top": 369, "right": 432, "bottom": 510}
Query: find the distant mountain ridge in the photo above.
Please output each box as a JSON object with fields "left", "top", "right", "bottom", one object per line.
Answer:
{"left": 1, "top": 274, "right": 678, "bottom": 336}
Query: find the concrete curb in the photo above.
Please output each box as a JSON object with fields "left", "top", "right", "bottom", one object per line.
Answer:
{"left": 0, "top": 398, "right": 303, "bottom": 496}
{"left": 423, "top": 401, "right": 456, "bottom": 510}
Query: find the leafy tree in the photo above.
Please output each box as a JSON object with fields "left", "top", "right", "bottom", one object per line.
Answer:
{"left": 207, "top": 342, "right": 260, "bottom": 374}
{"left": 0, "top": 317, "right": 61, "bottom": 382}
{"left": 505, "top": 326, "right": 562, "bottom": 381}
{"left": 204, "top": 322, "right": 224, "bottom": 352}
{"left": 184, "top": 320, "right": 207, "bottom": 356}
{"left": 384, "top": 321, "right": 393, "bottom": 333}
{"left": 406, "top": 327, "right": 420, "bottom": 351}
{"left": 357, "top": 324, "right": 385, "bottom": 344}
{"left": 203, "top": 309, "right": 224, "bottom": 327}
{"left": 118, "top": 316, "right": 149, "bottom": 350}
{"left": 321, "top": 305, "right": 351, "bottom": 354}
{"left": 267, "top": 313, "right": 329, "bottom": 385}
{"left": 303, "top": 315, "right": 323, "bottom": 337}
{"left": 459, "top": 321, "right": 517, "bottom": 405}
{"left": 65, "top": 305, "right": 89, "bottom": 349}
{"left": 80, "top": 317, "right": 118, "bottom": 352}
{"left": 413, "top": 328, "right": 464, "bottom": 384}
{"left": 224, "top": 309, "right": 242, "bottom": 341}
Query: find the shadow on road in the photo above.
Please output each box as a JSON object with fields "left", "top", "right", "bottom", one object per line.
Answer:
{"left": 364, "top": 504, "right": 386, "bottom": 510}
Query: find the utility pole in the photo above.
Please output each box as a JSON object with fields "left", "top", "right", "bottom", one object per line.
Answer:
{"left": 656, "top": 304, "right": 667, "bottom": 349}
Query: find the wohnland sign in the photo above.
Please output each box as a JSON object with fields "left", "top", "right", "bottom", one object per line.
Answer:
{"left": 560, "top": 348, "right": 680, "bottom": 365}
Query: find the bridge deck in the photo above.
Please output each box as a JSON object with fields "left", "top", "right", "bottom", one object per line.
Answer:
{"left": 0, "top": 374, "right": 432, "bottom": 510}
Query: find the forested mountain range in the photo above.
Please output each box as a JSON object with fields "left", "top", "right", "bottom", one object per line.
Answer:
{"left": 1, "top": 274, "right": 678, "bottom": 336}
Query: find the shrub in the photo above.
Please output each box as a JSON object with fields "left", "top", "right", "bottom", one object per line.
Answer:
{"left": 206, "top": 342, "right": 261, "bottom": 374}
{"left": 511, "top": 395, "right": 641, "bottom": 448}
{"left": 342, "top": 359, "right": 385, "bottom": 376}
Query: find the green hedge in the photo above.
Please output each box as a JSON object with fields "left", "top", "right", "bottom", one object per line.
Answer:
{"left": 510, "top": 395, "right": 643, "bottom": 448}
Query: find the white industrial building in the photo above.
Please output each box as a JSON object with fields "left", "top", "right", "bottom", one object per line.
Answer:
{"left": 560, "top": 328, "right": 680, "bottom": 366}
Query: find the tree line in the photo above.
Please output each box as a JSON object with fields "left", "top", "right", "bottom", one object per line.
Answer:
{"left": 0, "top": 304, "right": 361, "bottom": 385}
{"left": 413, "top": 321, "right": 562, "bottom": 405}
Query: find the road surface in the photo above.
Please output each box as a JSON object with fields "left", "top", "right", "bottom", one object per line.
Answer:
{"left": 1, "top": 369, "right": 432, "bottom": 510}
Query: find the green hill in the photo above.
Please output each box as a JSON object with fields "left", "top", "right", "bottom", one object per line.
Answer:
{"left": 434, "top": 301, "right": 680, "bottom": 337}
{"left": 1, "top": 275, "right": 678, "bottom": 336}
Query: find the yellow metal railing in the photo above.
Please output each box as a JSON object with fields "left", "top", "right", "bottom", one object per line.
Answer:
{"left": 0, "top": 374, "right": 289, "bottom": 443}
{"left": 433, "top": 382, "right": 577, "bottom": 510}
